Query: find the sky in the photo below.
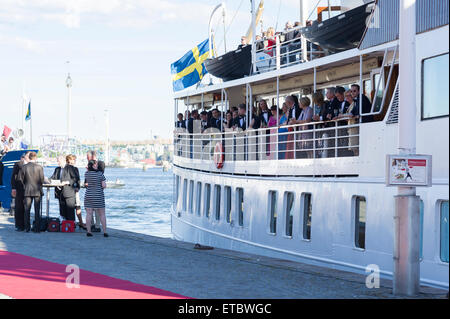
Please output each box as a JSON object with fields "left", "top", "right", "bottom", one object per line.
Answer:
{"left": 0, "top": 0, "right": 341, "bottom": 144}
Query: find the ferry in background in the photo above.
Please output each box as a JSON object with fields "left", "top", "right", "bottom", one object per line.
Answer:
{"left": 0, "top": 150, "right": 39, "bottom": 211}
{"left": 171, "top": 0, "right": 449, "bottom": 289}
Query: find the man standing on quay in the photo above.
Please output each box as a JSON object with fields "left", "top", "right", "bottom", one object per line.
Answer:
{"left": 19, "top": 152, "right": 45, "bottom": 232}
{"left": 11, "top": 152, "right": 30, "bottom": 231}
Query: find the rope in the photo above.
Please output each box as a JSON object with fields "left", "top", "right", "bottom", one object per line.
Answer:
{"left": 274, "top": 0, "right": 282, "bottom": 31}
{"left": 307, "top": 0, "right": 322, "bottom": 22}
{"left": 216, "top": 0, "right": 245, "bottom": 53}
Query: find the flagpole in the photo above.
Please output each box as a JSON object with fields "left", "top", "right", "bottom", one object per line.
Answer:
{"left": 30, "top": 107, "right": 33, "bottom": 148}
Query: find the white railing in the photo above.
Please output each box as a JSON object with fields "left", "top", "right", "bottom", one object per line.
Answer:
{"left": 173, "top": 119, "right": 359, "bottom": 163}
{"left": 252, "top": 28, "right": 326, "bottom": 74}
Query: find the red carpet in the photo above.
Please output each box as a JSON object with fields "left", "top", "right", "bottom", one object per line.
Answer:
{"left": 0, "top": 250, "right": 189, "bottom": 299}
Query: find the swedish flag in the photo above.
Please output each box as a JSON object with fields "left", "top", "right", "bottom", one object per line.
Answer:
{"left": 171, "top": 39, "right": 210, "bottom": 92}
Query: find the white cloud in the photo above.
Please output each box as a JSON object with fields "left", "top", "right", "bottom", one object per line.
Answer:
{"left": 0, "top": 35, "right": 45, "bottom": 53}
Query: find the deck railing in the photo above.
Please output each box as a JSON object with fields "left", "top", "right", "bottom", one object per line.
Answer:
{"left": 173, "top": 119, "right": 359, "bottom": 163}
{"left": 252, "top": 29, "right": 326, "bottom": 74}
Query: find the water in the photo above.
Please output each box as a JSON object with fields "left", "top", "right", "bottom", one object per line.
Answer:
{"left": 43, "top": 167, "right": 173, "bottom": 238}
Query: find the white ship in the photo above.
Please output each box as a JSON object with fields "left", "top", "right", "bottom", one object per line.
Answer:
{"left": 171, "top": 0, "right": 449, "bottom": 289}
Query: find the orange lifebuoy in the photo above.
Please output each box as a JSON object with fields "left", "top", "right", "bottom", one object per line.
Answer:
{"left": 214, "top": 142, "right": 224, "bottom": 169}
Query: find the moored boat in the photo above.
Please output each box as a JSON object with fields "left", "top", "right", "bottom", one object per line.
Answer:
{"left": 171, "top": 0, "right": 449, "bottom": 290}
{"left": 301, "top": 1, "right": 375, "bottom": 53}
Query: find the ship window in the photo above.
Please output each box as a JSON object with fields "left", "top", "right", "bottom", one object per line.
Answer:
{"left": 354, "top": 196, "right": 366, "bottom": 249}
{"left": 225, "top": 186, "right": 232, "bottom": 223}
{"left": 440, "top": 201, "right": 449, "bottom": 263}
{"left": 188, "top": 180, "right": 194, "bottom": 214}
{"left": 196, "top": 182, "right": 202, "bottom": 216}
{"left": 372, "top": 73, "right": 384, "bottom": 113}
{"left": 284, "top": 192, "right": 295, "bottom": 237}
{"left": 237, "top": 188, "right": 244, "bottom": 226}
{"left": 214, "top": 185, "right": 221, "bottom": 221}
{"left": 174, "top": 175, "right": 180, "bottom": 206}
{"left": 422, "top": 53, "right": 449, "bottom": 120}
{"left": 182, "top": 179, "right": 187, "bottom": 212}
{"left": 302, "top": 193, "right": 312, "bottom": 240}
{"left": 204, "top": 183, "right": 211, "bottom": 218}
{"left": 269, "top": 191, "right": 278, "bottom": 234}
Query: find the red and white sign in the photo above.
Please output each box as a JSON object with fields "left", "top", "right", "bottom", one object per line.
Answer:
{"left": 386, "top": 155, "right": 432, "bottom": 187}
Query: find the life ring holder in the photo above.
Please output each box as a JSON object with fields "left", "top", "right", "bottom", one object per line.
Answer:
{"left": 214, "top": 142, "right": 224, "bottom": 169}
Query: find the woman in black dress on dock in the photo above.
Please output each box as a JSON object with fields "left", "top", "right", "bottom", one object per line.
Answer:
{"left": 84, "top": 160, "right": 108, "bottom": 237}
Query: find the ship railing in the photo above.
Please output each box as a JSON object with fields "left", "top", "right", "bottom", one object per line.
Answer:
{"left": 253, "top": 32, "right": 325, "bottom": 74}
{"left": 173, "top": 119, "right": 359, "bottom": 162}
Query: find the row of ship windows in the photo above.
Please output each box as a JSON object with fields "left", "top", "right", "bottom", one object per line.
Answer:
{"left": 174, "top": 177, "right": 244, "bottom": 226}
{"left": 173, "top": 176, "right": 449, "bottom": 263}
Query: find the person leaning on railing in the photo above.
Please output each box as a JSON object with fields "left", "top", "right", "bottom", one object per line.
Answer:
{"left": 311, "top": 92, "right": 328, "bottom": 157}
{"left": 289, "top": 97, "right": 314, "bottom": 159}
{"left": 265, "top": 27, "right": 276, "bottom": 57}
{"left": 335, "top": 90, "right": 360, "bottom": 157}
{"left": 281, "top": 21, "right": 294, "bottom": 65}
{"left": 277, "top": 103, "right": 290, "bottom": 160}
{"left": 351, "top": 84, "right": 374, "bottom": 123}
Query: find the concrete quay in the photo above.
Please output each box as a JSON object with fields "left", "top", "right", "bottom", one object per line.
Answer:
{"left": 0, "top": 212, "right": 447, "bottom": 299}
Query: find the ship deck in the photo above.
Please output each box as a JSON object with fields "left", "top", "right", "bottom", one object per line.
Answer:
{"left": 0, "top": 212, "right": 446, "bottom": 299}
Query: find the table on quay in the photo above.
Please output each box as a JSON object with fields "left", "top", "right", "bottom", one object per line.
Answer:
{"left": 42, "top": 181, "right": 68, "bottom": 218}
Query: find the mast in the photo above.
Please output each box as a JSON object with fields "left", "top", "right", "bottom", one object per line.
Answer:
{"left": 66, "top": 73, "right": 73, "bottom": 140}
{"left": 299, "top": 0, "right": 308, "bottom": 62}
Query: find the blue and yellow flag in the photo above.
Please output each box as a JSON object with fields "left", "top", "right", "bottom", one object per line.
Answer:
{"left": 25, "top": 101, "right": 31, "bottom": 121}
{"left": 171, "top": 39, "right": 210, "bottom": 92}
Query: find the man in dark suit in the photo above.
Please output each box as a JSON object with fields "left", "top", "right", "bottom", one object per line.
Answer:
{"left": 187, "top": 110, "right": 199, "bottom": 134}
{"left": 333, "top": 86, "right": 350, "bottom": 125}
{"left": 236, "top": 104, "right": 247, "bottom": 131}
{"left": 59, "top": 155, "right": 80, "bottom": 222}
{"left": 187, "top": 110, "right": 199, "bottom": 158}
{"left": 175, "top": 113, "right": 186, "bottom": 129}
{"left": 210, "top": 109, "right": 223, "bottom": 131}
{"left": 286, "top": 95, "right": 301, "bottom": 122}
{"left": 351, "top": 84, "right": 374, "bottom": 123}
{"left": 18, "top": 152, "right": 45, "bottom": 232}
{"left": 50, "top": 155, "right": 67, "bottom": 220}
{"left": 200, "top": 111, "right": 210, "bottom": 132}
{"left": 11, "top": 152, "right": 30, "bottom": 231}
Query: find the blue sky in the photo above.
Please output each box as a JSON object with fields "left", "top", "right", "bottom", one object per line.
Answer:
{"left": 0, "top": 0, "right": 339, "bottom": 143}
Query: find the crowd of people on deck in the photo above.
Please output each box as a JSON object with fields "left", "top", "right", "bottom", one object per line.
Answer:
{"left": 238, "top": 20, "right": 319, "bottom": 66}
{"left": 8, "top": 150, "right": 108, "bottom": 237}
{"left": 175, "top": 83, "right": 373, "bottom": 159}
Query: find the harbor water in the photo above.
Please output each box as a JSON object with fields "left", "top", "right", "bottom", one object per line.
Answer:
{"left": 43, "top": 167, "right": 173, "bottom": 238}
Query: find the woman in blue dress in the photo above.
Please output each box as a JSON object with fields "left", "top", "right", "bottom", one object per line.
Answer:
{"left": 278, "top": 103, "right": 290, "bottom": 160}
{"left": 84, "top": 160, "right": 108, "bottom": 237}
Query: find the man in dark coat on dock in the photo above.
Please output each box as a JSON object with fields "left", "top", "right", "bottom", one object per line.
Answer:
{"left": 59, "top": 155, "right": 80, "bottom": 222}
{"left": 50, "top": 155, "right": 67, "bottom": 220}
{"left": 11, "top": 152, "right": 30, "bottom": 231}
{"left": 18, "top": 152, "right": 45, "bottom": 232}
